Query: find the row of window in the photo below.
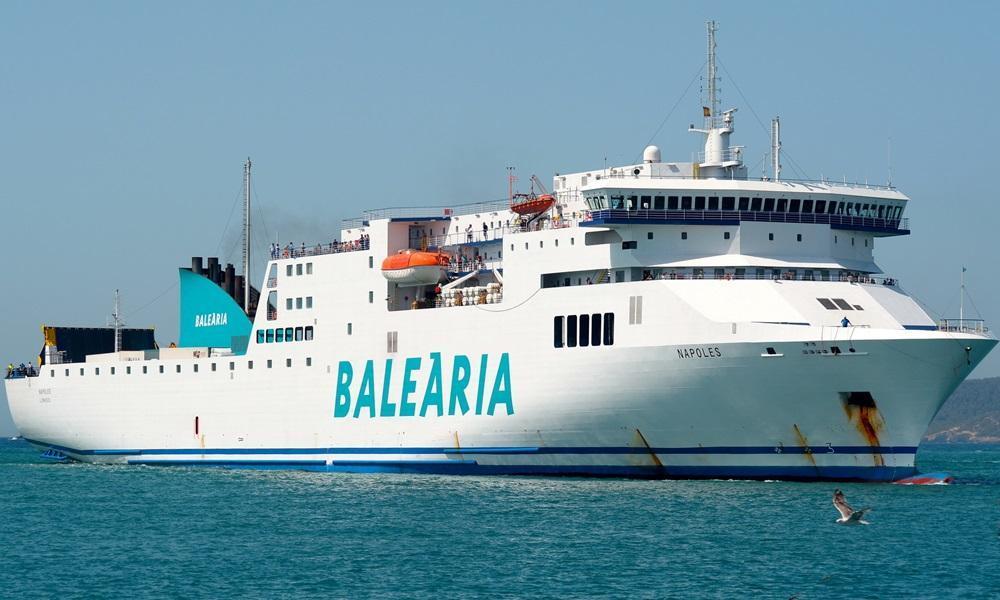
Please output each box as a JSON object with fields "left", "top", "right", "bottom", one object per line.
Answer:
{"left": 285, "top": 262, "right": 314, "bottom": 277}
{"left": 584, "top": 194, "right": 902, "bottom": 220}
{"left": 50, "top": 357, "right": 313, "bottom": 377}
{"left": 554, "top": 313, "right": 616, "bottom": 348}
{"left": 256, "top": 326, "right": 315, "bottom": 344}
{"left": 817, "top": 298, "right": 864, "bottom": 311}
{"left": 285, "top": 296, "right": 314, "bottom": 310}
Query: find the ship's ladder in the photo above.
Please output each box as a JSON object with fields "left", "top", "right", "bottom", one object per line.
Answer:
{"left": 594, "top": 269, "right": 611, "bottom": 284}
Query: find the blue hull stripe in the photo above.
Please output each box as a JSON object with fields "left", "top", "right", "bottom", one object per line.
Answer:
{"left": 25, "top": 438, "right": 918, "bottom": 458}
{"left": 121, "top": 460, "right": 915, "bottom": 482}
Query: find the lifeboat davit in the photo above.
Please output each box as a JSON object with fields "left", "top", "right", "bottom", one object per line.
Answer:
{"left": 381, "top": 250, "right": 449, "bottom": 286}
{"left": 510, "top": 193, "right": 555, "bottom": 216}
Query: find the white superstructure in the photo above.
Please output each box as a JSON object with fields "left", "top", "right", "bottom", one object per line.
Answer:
{"left": 5, "top": 23, "right": 994, "bottom": 481}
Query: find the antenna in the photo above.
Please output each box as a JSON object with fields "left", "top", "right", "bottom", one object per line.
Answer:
{"left": 771, "top": 117, "right": 781, "bottom": 181}
{"left": 887, "top": 136, "right": 893, "bottom": 187}
{"left": 242, "top": 158, "right": 251, "bottom": 316}
{"left": 705, "top": 20, "right": 720, "bottom": 128}
{"left": 111, "top": 289, "right": 124, "bottom": 353}
{"left": 507, "top": 166, "right": 517, "bottom": 202}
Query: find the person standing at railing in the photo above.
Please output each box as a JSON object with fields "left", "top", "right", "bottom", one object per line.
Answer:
{"left": 841, "top": 316, "right": 851, "bottom": 328}
{"left": 6, "top": 364, "right": 12, "bottom": 379}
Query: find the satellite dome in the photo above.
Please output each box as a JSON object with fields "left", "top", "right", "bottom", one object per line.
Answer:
{"left": 643, "top": 145, "right": 661, "bottom": 164}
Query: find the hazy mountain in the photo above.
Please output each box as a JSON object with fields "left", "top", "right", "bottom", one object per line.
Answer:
{"left": 924, "top": 377, "right": 1000, "bottom": 443}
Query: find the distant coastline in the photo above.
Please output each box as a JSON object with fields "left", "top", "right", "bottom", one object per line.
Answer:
{"left": 924, "top": 377, "right": 1000, "bottom": 443}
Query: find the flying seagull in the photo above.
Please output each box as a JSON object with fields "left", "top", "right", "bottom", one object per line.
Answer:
{"left": 833, "top": 489, "right": 871, "bottom": 525}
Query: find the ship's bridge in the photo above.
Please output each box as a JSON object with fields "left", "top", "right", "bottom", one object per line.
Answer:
{"left": 554, "top": 176, "right": 909, "bottom": 237}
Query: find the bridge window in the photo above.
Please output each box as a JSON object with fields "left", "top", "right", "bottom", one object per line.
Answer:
{"left": 802, "top": 200, "right": 813, "bottom": 213}
{"left": 832, "top": 298, "right": 854, "bottom": 310}
{"left": 708, "top": 196, "right": 718, "bottom": 210}
{"left": 776, "top": 198, "right": 787, "bottom": 212}
{"left": 627, "top": 195, "right": 638, "bottom": 210}
{"left": 654, "top": 195, "right": 665, "bottom": 209}
{"left": 668, "top": 196, "right": 679, "bottom": 210}
{"left": 815, "top": 200, "right": 826, "bottom": 213}
{"left": 739, "top": 197, "right": 749, "bottom": 210}
{"left": 722, "top": 196, "right": 735, "bottom": 210}
{"left": 751, "top": 197, "right": 762, "bottom": 211}
{"left": 641, "top": 195, "right": 651, "bottom": 209}
{"left": 789, "top": 199, "right": 800, "bottom": 212}
{"left": 695, "top": 196, "right": 705, "bottom": 210}
{"left": 681, "top": 196, "right": 692, "bottom": 210}
{"left": 763, "top": 198, "right": 775, "bottom": 212}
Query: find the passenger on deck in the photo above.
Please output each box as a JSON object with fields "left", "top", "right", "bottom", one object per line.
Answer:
{"left": 482, "top": 222, "right": 488, "bottom": 239}
{"left": 466, "top": 224, "right": 473, "bottom": 242}
{"left": 841, "top": 316, "right": 852, "bottom": 327}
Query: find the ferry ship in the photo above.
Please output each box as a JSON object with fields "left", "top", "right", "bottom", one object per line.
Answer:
{"left": 5, "top": 23, "right": 994, "bottom": 480}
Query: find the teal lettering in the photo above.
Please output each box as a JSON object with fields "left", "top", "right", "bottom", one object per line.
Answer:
{"left": 353, "top": 360, "right": 376, "bottom": 418}
{"left": 399, "top": 357, "right": 421, "bottom": 417}
{"left": 334, "top": 361, "right": 353, "bottom": 418}
{"left": 487, "top": 352, "right": 513, "bottom": 415}
{"left": 379, "top": 358, "right": 396, "bottom": 417}
{"left": 420, "top": 352, "right": 444, "bottom": 417}
{"left": 448, "top": 354, "right": 471, "bottom": 415}
{"left": 475, "top": 354, "right": 488, "bottom": 415}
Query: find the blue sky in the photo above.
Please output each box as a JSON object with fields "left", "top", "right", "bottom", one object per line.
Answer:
{"left": 2, "top": 1, "right": 999, "bottom": 435}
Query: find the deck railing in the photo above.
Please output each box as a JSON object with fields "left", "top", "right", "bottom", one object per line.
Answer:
{"left": 937, "top": 319, "right": 989, "bottom": 335}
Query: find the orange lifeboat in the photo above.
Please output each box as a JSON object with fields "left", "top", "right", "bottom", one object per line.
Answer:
{"left": 381, "top": 250, "right": 449, "bottom": 285}
{"left": 510, "top": 193, "right": 555, "bottom": 216}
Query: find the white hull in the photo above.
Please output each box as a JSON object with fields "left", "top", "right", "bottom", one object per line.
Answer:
{"left": 8, "top": 278, "right": 992, "bottom": 480}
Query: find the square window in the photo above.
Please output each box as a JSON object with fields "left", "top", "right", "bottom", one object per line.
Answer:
{"left": 707, "top": 196, "right": 718, "bottom": 210}
{"left": 797, "top": 234, "right": 802, "bottom": 242}
{"left": 681, "top": 196, "right": 692, "bottom": 210}
{"left": 681, "top": 232, "right": 688, "bottom": 240}
{"left": 738, "top": 197, "right": 750, "bottom": 210}
{"left": 722, "top": 197, "right": 735, "bottom": 211}
{"left": 768, "top": 233, "right": 774, "bottom": 241}
{"left": 751, "top": 197, "right": 762, "bottom": 211}
{"left": 724, "top": 231, "right": 731, "bottom": 240}
{"left": 695, "top": 196, "right": 705, "bottom": 210}
{"left": 647, "top": 232, "right": 653, "bottom": 240}
{"left": 668, "top": 196, "right": 679, "bottom": 210}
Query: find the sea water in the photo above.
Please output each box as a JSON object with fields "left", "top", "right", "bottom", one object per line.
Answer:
{"left": 0, "top": 439, "right": 997, "bottom": 599}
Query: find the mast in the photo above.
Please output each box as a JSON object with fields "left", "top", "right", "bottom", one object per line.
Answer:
{"left": 242, "top": 157, "right": 251, "bottom": 315}
{"left": 771, "top": 117, "right": 781, "bottom": 180}
{"left": 960, "top": 267, "right": 965, "bottom": 323}
{"left": 112, "top": 289, "right": 123, "bottom": 353}
{"left": 705, "top": 20, "right": 719, "bottom": 128}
